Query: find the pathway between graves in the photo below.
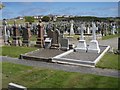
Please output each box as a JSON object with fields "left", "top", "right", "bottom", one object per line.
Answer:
{"left": 1, "top": 56, "right": 119, "bottom": 78}
{"left": 98, "top": 37, "right": 118, "bottom": 49}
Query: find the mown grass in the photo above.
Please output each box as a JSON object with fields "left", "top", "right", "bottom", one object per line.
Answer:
{"left": 30, "top": 35, "right": 37, "bottom": 41}
{"left": 6, "top": 19, "right": 39, "bottom": 25}
{"left": 1, "top": 46, "right": 37, "bottom": 58}
{"left": 96, "top": 53, "right": 119, "bottom": 70}
{"left": 7, "top": 19, "right": 25, "bottom": 25}
{"left": 9, "top": 35, "right": 37, "bottom": 41}
{"left": 2, "top": 62, "right": 119, "bottom": 88}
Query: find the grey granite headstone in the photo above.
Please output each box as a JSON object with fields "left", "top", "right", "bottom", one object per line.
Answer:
{"left": 60, "top": 38, "right": 69, "bottom": 51}
{"left": 50, "top": 29, "right": 60, "bottom": 49}
{"left": 22, "top": 22, "right": 31, "bottom": 46}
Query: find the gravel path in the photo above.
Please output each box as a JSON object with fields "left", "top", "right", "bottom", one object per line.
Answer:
{"left": 70, "top": 37, "right": 118, "bottom": 49}
{"left": 1, "top": 56, "right": 119, "bottom": 78}
{"left": 98, "top": 37, "right": 118, "bottom": 49}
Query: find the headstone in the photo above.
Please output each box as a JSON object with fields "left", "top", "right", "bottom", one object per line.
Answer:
{"left": 50, "top": 29, "right": 60, "bottom": 49}
{"left": 87, "top": 24, "right": 90, "bottom": 34}
{"left": 60, "top": 38, "right": 69, "bottom": 51}
{"left": 88, "top": 23, "right": 100, "bottom": 53}
{"left": 12, "top": 20, "right": 21, "bottom": 46}
{"left": 75, "top": 24, "right": 87, "bottom": 52}
{"left": 36, "top": 19, "right": 44, "bottom": 48}
{"left": 70, "top": 20, "right": 75, "bottom": 35}
{"left": 111, "top": 24, "right": 116, "bottom": 35}
{"left": 22, "top": 22, "right": 31, "bottom": 46}
{"left": 8, "top": 83, "right": 27, "bottom": 90}
{"left": 2, "top": 19, "right": 9, "bottom": 44}
{"left": 47, "top": 29, "right": 54, "bottom": 39}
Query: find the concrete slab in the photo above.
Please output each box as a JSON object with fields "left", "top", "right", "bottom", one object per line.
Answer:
{"left": 52, "top": 46, "right": 110, "bottom": 67}
{"left": 20, "top": 48, "right": 65, "bottom": 62}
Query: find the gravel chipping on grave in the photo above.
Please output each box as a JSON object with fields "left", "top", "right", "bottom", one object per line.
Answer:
{"left": 26, "top": 48, "right": 65, "bottom": 58}
{"left": 62, "top": 46, "right": 107, "bottom": 61}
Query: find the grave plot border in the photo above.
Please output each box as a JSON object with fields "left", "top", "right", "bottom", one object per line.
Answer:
{"left": 52, "top": 45, "right": 110, "bottom": 67}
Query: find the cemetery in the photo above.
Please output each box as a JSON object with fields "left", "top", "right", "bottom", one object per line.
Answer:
{"left": 0, "top": 2, "right": 119, "bottom": 89}
{"left": 1, "top": 17, "right": 119, "bottom": 68}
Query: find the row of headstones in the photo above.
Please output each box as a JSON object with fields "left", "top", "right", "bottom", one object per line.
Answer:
{"left": 3, "top": 20, "right": 118, "bottom": 38}
{"left": 2, "top": 19, "right": 69, "bottom": 50}
{"left": 46, "top": 21, "right": 118, "bottom": 36}
{"left": 2, "top": 19, "right": 118, "bottom": 48}
{"left": 2, "top": 19, "right": 101, "bottom": 53}
{"left": 2, "top": 20, "right": 32, "bottom": 46}
{"left": 44, "top": 22, "right": 101, "bottom": 53}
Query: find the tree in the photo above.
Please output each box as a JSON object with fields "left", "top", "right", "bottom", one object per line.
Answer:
{"left": 25, "top": 16, "right": 34, "bottom": 23}
{"left": 41, "top": 16, "right": 50, "bottom": 22}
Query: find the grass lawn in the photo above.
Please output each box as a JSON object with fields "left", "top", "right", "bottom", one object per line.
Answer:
{"left": 6, "top": 19, "right": 39, "bottom": 25}
{"left": 96, "top": 53, "right": 119, "bottom": 70}
{"left": 102, "top": 34, "right": 119, "bottom": 40}
{"left": 64, "top": 34, "right": 79, "bottom": 39}
{"left": 30, "top": 35, "right": 37, "bottom": 41}
{"left": 2, "top": 62, "right": 119, "bottom": 88}
{"left": 7, "top": 19, "right": 25, "bottom": 25}
{"left": 9, "top": 35, "right": 37, "bottom": 41}
{"left": 1, "top": 46, "right": 37, "bottom": 58}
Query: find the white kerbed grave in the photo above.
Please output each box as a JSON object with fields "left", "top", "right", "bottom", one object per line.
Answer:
{"left": 88, "top": 23, "right": 100, "bottom": 53}
{"left": 88, "top": 40, "right": 100, "bottom": 53}
{"left": 8, "top": 83, "right": 27, "bottom": 90}
{"left": 75, "top": 24, "right": 87, "bottom": 52}
{"left": 52, "top": 46, "right": 110, "bottom": 67}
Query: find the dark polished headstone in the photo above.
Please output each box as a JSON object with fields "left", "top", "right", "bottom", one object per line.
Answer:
{"left": 12, "top": 20, "right": 21, "bottom": 46}
{"left": 36, "top": 20, "right": 44, "bottom": 48}
{"left": 22, "top": 22, "right": 31, "bottom": 46}
{"left": 50, "top": 29, "right": 60, "bottom": 49}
